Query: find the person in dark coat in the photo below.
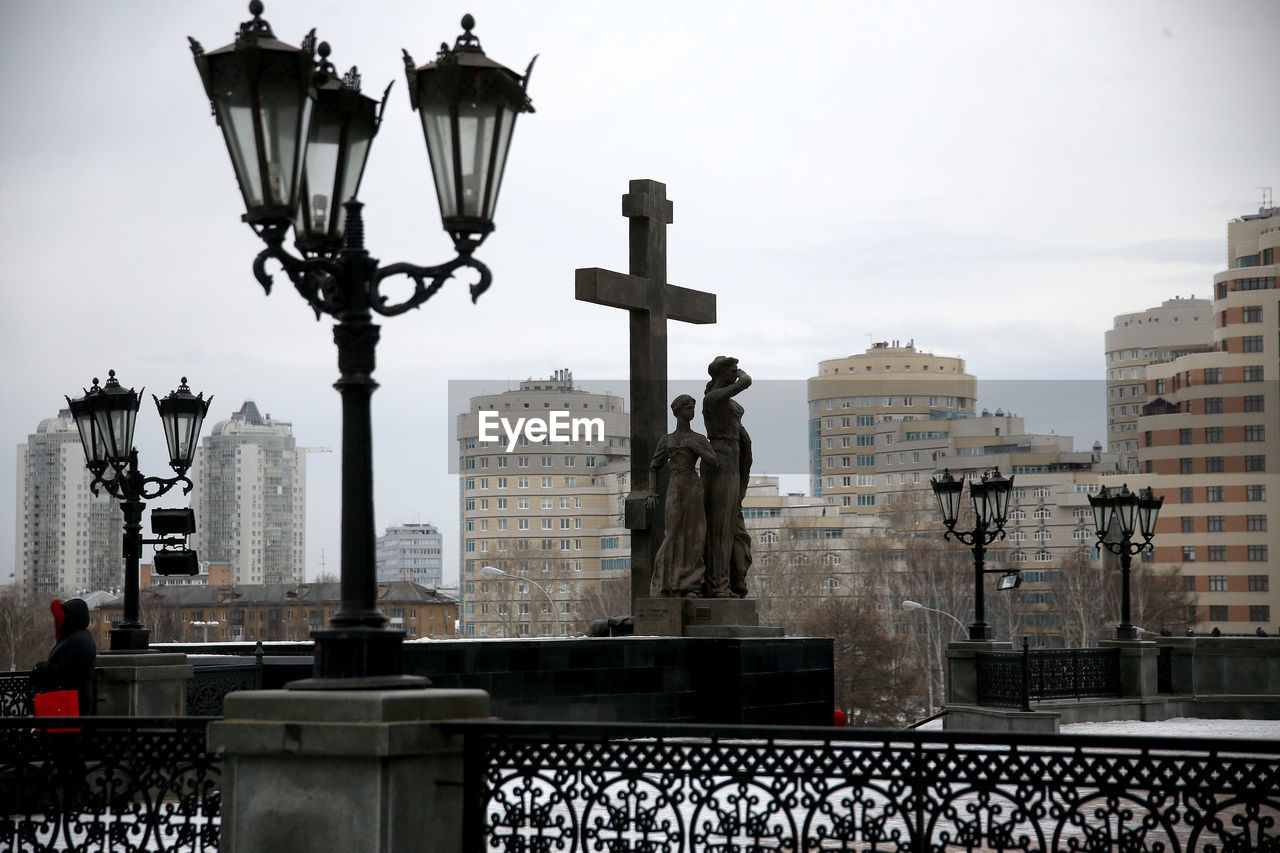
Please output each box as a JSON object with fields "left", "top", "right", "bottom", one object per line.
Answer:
{"left": 31, "top": 598, "right": 97, "bottom": 716}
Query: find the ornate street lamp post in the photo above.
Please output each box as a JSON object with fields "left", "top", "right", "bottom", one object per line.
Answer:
{"left": 191, "top": 4, "right": 534, "bottom": 685}
{"left": 1088, "top": 484, "right": 1163, "bottom": 641}
{"left": 930, "top": 468, "right": 1015, "bottom": 641}
{"left": 66, "top": 373, "right": 211, "bottom": 651}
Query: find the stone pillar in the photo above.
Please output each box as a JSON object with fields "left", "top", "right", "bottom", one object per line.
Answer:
{"left": 210, "top": 688, "right": 489, "bottom": 853}
{"left": 944, "top": 640, "right": 1013, "bottom": 704}
{"left": 1100, "top": 639, "right": 1159, "bottom": 698}
{"left": 96, "top": 652, "right": 194, "bottom": 716}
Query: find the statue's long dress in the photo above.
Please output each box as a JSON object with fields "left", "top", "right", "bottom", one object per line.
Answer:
{"left": 650, "top": 433, "right": 713, "bottom": 597}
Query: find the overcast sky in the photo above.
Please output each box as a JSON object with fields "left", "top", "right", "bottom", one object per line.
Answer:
{"left": 3, "top": 0, "right": 1275, "bottom": 588}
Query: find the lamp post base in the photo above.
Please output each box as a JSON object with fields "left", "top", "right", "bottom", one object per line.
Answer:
{"left": 294, "top": 626, "right": 430, "bottom": 689}
{"left": 1115, "top": 625, "right": 1139, "bottom": 641}
{"left": 108, "top": 627, "right": 152, "bottom": 652}
{"left": 968, "top": 623, "right": 993, "bottom": 641}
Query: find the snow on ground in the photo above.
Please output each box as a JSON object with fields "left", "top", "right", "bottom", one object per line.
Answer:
{"left": 1060, "top": 717, "right": 1280, "bottom": 739}
{"left": 915, "top": 716, "right": 1280, "bottom": 738}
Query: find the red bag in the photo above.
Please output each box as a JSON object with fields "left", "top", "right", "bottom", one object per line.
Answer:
{"left": 34, "top": 689, "right": 79, "bottom": 732}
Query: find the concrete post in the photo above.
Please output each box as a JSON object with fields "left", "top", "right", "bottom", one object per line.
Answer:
{"left": 209, "top": 688, "right": 489, "bottom": 853}
{"left": 945, "top": 640, "right": 1013, "bottom": 704}
{"left": 95, "top": 652, "right": 194, "bottom": 716}
{"left": 1099, "top": 639, "right": 1159, "bottom": 697}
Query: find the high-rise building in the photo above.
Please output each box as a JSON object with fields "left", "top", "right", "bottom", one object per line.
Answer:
{"left": 190, "top": 401, "right": 306, "bottom": 586}
{"left": 1135, "top": 204, "right": 1279, "bottom": 633}
{"left": 376, "top": 523, "right": 444, "bottom": 587}
{"left": 1105, "top": 297, "right": 1213, "bottom": 472}
{"left": 14, "top": 409, "right": 122, "bottom": 598}
{"left": 456, "top": 370, "right": 630, "bottom": 637}
{"left": 807, "top": 340, "right": 977, "bottom": 512}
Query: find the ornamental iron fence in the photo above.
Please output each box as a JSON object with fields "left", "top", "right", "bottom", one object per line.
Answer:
{"left": 976, "top": 643, "right": 1121, "bottom": 709}
{"left": 448, "top": 719, "right": 1280, "bottom": 853}
{"left": 0, "top": 672, "right": 34, "bottom": 717}
{"left": 0, "top": 717, "right": 220, "bottom": 852}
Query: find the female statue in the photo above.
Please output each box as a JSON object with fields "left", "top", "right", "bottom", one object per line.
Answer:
{"left": 645, "top": 394, "right": 718, "bottom": 597}
{"left": 702, "top": 356, "right": 752, "bottom": 598}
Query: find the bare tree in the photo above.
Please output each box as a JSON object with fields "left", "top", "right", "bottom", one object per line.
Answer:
{"left": 574, "top": 578, "right": 630, "bottom": 633}
{"left": 0, "top": 588, "right": 52, "bottom": 671}
{"left": 1129, "top": 561, "right": 1193, "bottom": 637}
{"left": 1053, "top": 549, "right": 1109, "bottom": 647}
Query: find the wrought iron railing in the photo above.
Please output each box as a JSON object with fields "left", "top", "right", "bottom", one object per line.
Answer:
{"left": 185, "top": 662, "right": 262, "bottom": 717}
{"left": 0, "top": 716, "right": 221, "bottom": 852}
{"left": 0, "top": 671, "right": 35, "bottom": 717}
{"left": 449, "top": 720, "right": 1280, "bottom": 853}
{"left": 976, "top": 644, "right": 1120, "bottom": 708}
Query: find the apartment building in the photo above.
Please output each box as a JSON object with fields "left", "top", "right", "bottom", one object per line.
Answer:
{"left": 807, "top": 340, "right": 977, "bottom": 512}
{"left": 376, "top": 523, "right": 444, "bottom": 586}
{"left": 14, "top": 409, "right": 122, "bottom": 598}
{"left": 456, "top": 370, "right": 631, "bottom": 636}
{"left": 1135, "top": 205, "right": 1279, "bottom": 633}
{"left": 1105, "top": 297, "right": 1213, "bottom": 472}
{"left": 189, "top": 401, "right": 306, "bottom": 586}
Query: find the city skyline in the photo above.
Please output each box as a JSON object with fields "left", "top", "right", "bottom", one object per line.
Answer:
{"left": 2, "top": 0, "right": 1275, "bottom": 589}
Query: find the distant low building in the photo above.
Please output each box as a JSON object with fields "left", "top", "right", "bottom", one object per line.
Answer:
{"left": 88, "top": 581, "right": 457, "bottom": 647}
{"left": 376, "top": 523, "right": 444, "bottom": 586}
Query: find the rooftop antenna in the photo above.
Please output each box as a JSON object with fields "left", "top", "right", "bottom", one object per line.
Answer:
{"left": 1259, "top": 186, "right": 1274, "bottom": 210}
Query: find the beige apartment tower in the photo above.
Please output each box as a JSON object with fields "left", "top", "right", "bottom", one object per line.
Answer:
{"left": 1135, "top": 204, "right": 1279, "bottom": 633}
{"left": 807, "top": 340, "right": 976, "bottom": 513}
{"left": 1105, "top": 297, "right": 1213, "bottom": 472}
{"left": 456, "top": 370, "right": 631, "bottom": 637}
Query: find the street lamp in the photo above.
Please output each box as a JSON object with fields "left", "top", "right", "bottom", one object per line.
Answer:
{"left": 66, "top": 373, "right": 211, "bottom": 651}
{"left": 191, "top": 5, "right": 534, "bottom": 685}
{"left": 930, "top": 468, "right": 1015, "bottom": 641}
{"left": 1088, "top": 484, "right": 1163, "bottom": 641}
{"left": 481, "top": 566, "right": 561, "bottom": 636}
{"left": 902, "top": 600, "right": 968, "bottom": 638}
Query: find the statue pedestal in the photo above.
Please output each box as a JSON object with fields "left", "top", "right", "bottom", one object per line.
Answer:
{"left": 634, "top": 597, "right": 783, "bottom": 638}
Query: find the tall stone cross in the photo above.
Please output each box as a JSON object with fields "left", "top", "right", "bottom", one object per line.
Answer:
{"left": 575, "top": 179, "right": 717, "bottom": 610}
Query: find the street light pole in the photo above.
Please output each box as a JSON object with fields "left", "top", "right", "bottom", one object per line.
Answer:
{"left": 66, "top": 374, "right": 211, "bottom": 652}
{"left": 1089, "top": 484, "right": 1163, "bottom": 641}
{"left": 192, "top": 5, "right": 534, "bottom": 684}
{"left": 481, "top": 566, "right": 561, "bottom": 636}
{"left": 902, "top": 599, "right": 968, "bottom": 638}
{"left": 930, "top": 468, "right": 1015, "bottom": 641}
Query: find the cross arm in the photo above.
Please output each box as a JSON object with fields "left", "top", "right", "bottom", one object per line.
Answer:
{"left": 575, "top": 268, "right": 716, "bottom": 324}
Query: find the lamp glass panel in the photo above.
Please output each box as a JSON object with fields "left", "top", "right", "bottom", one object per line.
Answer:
{"left": 94, "top": 404, "right": 138, "bottom": 463}
{"left": 454, "top": 103, "right": 496, "bottom": 219}
{"left": 1138, "top": 491, "right": 1163, "bottom": 540}
{"left": 988, "top": 476, "right": 1013, "bottom": 522}
{"left": 481, "top": 104, "right": 516, "bottom": 221}
{"left": 216, "top": 95, "right": 265, "bottom": 209}
{"left": 931, "top": 476, "right": 961, "bottom": 525}
{"left": 970, "top": 479, "right": 992, "bottom": 524}
{"left": 333, "top": 125, "right": 372, "bottom": 236}
{"left": 256, "top": 75, "right": 310, "bottom": 209}
{"left": 420, "top": 105, "right": 457, "bottom": 219}
{"left": 69, "top": 400, "right": 106, "bottom": 469}
{"left": 300, "top": 119, "right": 342, "bottom": 237}
{"left": 1088, "top": 491, "right": 1111, "bottom": 536}
{"left": 1115, "top": 491, "right": 1139, "bottom": 538}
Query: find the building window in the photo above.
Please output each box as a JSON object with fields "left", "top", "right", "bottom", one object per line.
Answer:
{"left": 1206, "top": 486, "right": 1225, "bottom": 503}
{"left": 1247, "top": 485, "right": 1267, "bottom": 502}
{"left": 1247, "top": 545, "right": 1269, "bottom": 562}
{"left": 1180, "top": 487, "right": 1194, "bottom": 504}
{"left": 1181, "top": 517, "right": 1195, "bottom": 533}
{"left": 1209, "top": 605, "right": 1228, "bottom": 622}
{"left": 1243, "top": 306, "right": 1263, "bottom": 323}
{"left": 1249, "top": 575, "right": 1270, "bottom": 592}
{"left": 1244, "top": 395, "right": 1265, "bottom": 412}
{"left": 1246, "top": 456, "right": 1266, "bottom": 472}
{"left": 1247, "top": 514, "right": 1267, "bottom": 531}
{"left": 1251, "top": 605, "right": 1271, "bottom": 623}
{"left": 1208, "top": 574, "right": 1227, "bottom": 590}
{"left": 1180, "top": 458, "right": 1194, "bottom": 474}
{"left": 1205, "top": 457, "right": 1225, "bottom": 473}
{"left": 1178, "top": 428, "right": 1192, "bottom": 445}
{"left": 1182, "top": 546, "right": 1196, "bottom": 562}
{"left": 1204, "top": 367, "right": 1222, "bottom": 385}
{"left": 1206, "top": 515, "right": 1225, "bottom": 532}
{"left": 1205, "top": 397, "right": 1223, "bottom": 414}
{"left": 1204, "top": 426, "right": 1223, "bottom": 443}
{"left": 1207, "top": 546, "right": 1226, "bottom": 562}
{"left": 1242, "top": 335, "right": 1264, "bottom": 353}
{"left": 1244, "top": 425, "right": 1265, "bottom": 442}
{"left": 1243, "top": 365, "right": 1264, "bottom": 382}
{"left": 1184, "top": 576, "right": 1196, "bottom": 592}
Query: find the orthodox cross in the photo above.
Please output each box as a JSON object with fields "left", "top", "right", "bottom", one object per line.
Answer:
{"left": 575, "top": 179, "right": 717, "bottom": 609}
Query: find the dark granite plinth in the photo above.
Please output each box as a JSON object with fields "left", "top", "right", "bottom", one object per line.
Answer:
{"left": 634, "top": 597, "right": 784, "bottom": 638}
